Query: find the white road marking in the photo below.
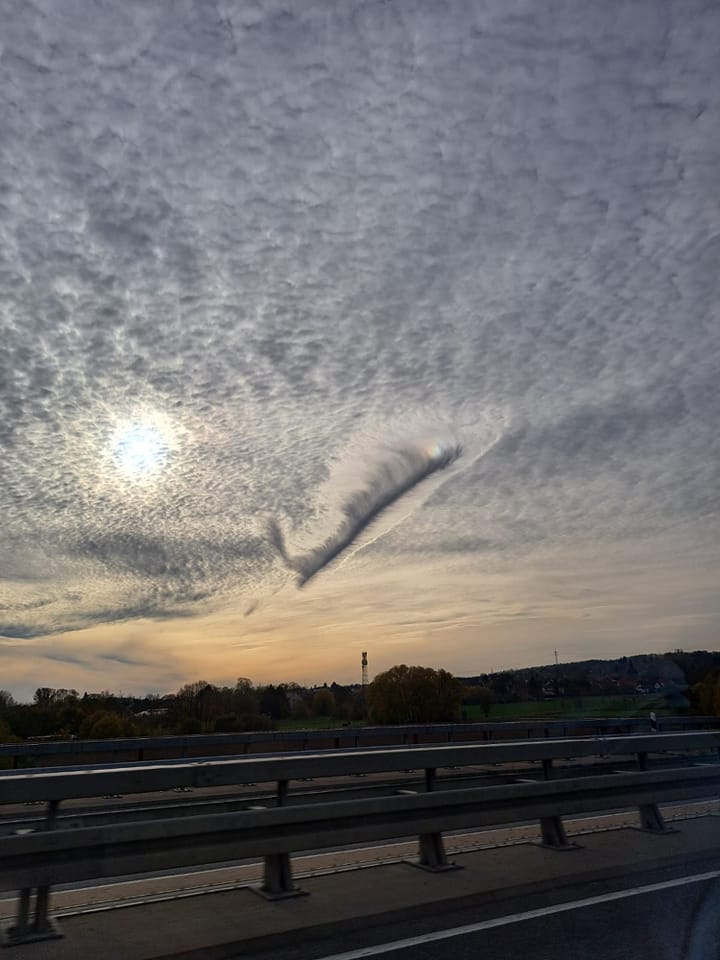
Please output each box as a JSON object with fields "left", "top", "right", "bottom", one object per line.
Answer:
{"left": 314, "top": 870, "right": 720, "bottom": 960}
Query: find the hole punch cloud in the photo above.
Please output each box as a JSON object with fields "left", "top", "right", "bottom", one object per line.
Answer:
{"left": 269, "top": 436, "right": 462, "bottom": 587}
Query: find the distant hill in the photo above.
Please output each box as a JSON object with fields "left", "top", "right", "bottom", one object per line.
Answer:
{"left": 459, "top": 650, "right": 720, "bottom": 703}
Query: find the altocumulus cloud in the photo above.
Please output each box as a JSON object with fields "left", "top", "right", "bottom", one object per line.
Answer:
{"left": 0, "top": 0, "right": 719, "bottom": 656}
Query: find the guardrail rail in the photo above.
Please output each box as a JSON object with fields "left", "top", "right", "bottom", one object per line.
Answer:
{"left": 2, "top": 716, "right": 717, "bottom": 768}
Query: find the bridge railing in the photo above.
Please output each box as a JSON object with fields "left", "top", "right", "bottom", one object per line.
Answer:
{"left": 2, "top": 731, "right": 720, "bottom": 946}
{"left": 1, "top": 715, "right": 716, "bottom": 768}
{"left": 2, "top": 731, "right": 719, "bottom": 803}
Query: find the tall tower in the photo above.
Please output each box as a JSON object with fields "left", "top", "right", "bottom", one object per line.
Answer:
{"left": 361, "top": 651, "right": 368, "bottom": 699}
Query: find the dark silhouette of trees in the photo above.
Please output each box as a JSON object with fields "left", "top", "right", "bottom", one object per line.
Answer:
{"left": 690, "top": 670, "right": 720, "bottom": 715}
{"left": 463, "top": 684, "right": 493, "bottom": 717}
{"left": 311, "top": 688, "right": 336, "bottom": 718}
{"left": 667, "top": 650, "right": 720, "bottom": 686}
{"left": 33, "top": 688, "right": 78, "bottom": 707}
{"left": 79, "top": 711, "right": 135, "bottom": 739}
{"left": 259, "top": 684, "right": 291, "bottom": 720}
{"left": 368, "top": 665, "right": 462, "bottom": 724}
{"left": 0, "top": 690, "right": 15, "bottom": 713}
{"left": 167, "top": 679, "right": 267, "bottom": 731}
{"left": 213, "top": 712, "right": 274, "bottom": 733}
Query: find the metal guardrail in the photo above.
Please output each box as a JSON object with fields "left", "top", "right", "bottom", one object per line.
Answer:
{"left": 2, "top": 731, "right": 719, "bottom": 803}
{"left": 4, "top": 766, "right": 720, "bottom": 888}
{"left": 2, "top": 731, "right": 719, "bottom": 946}
{"left": 1, "top": 716, "right": 716, "bottom": 767}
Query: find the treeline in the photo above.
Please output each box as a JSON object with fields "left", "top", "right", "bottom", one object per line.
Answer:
{"left": 0, "top": 666, "right": 464, "bottom": 742}
{"left": 3, "top": 651, "right": 719, "bottom": 744}
{"left": 0, "top": 678, "right": 366, "bottom": 742}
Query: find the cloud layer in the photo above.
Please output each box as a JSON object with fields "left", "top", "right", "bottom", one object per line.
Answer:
{"left": 1, "top": 1, "right": 719, "bottom": 694}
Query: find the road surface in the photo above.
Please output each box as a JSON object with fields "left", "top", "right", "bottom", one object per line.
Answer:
{"left": 234, "top": 868, "right": 720, "bottom": 960}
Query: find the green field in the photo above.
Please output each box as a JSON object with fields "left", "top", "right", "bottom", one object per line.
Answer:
{"left": 463, "top": 694, "right": 670, "bottom": 722}
{"left": 274, "top": 695, "right": 673, "bottom": 731}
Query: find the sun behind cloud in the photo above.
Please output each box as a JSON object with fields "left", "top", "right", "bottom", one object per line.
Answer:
{"left": 106, "top": 411, "right": 181, "bottom": 484}
{"left": 112, "top": 422, "right": 168, "bottom": 477}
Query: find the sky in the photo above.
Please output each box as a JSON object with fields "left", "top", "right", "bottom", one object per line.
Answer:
{"left": 1, "top": 0, "right": 719, "bottom": 701}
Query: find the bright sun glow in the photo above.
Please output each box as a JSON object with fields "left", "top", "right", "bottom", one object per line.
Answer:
{"left": 112, "top": 421, "right": 169, "bottom": 478}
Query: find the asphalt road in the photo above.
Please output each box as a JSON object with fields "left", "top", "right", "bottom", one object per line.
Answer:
{"left": 235, "top": 867, "right": 720, "bottom": 960}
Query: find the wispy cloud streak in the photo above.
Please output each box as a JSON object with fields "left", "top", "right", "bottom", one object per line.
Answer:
{"left": 269, "top": 437, "right": 462, "bottom": 586}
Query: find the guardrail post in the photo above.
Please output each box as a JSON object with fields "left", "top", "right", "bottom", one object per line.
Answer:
{"left": 637, "top": 752, "right": 648, "bottom": 771}
{"left": 33, "top": 800, "right": 58, "bottom": 936}
{"left": 252, "top": 781, "right": 306, "bottom": 901}
{"left": 260, "top": 853, "right": 302, "bottom": 899}
{"left": 33, "top": 887, "right": 52, "bottom": 937}
{"left": 539, "top": 815, "right": 578, "bottom": 850}
{"left": 4, "top": 800, "right": 63, "bottom": 946}
{"left": 411, "top": 768, "right": 461, "bottom": 873}
{"left": 638, "top": 803, "right": 674, "bottom": 834}
{"left": 7, "top": 889, "right": 32, "bottom": 944}
{"left": 418, "top": 832, "right": 456, "bottom": 870}
{"left": 542, "top": 758, "right": 553, "bottom": 780}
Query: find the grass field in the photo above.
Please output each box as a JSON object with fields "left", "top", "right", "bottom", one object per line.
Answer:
{"left": 275, "top": 695, "right": 674, "bottom": 731}
{"left": 462, "top": 694, "right": 670, "bottom": 722}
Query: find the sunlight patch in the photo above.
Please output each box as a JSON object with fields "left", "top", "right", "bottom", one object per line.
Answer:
{"left": 111, "top": 420, "right": 170, "bottom": 480}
